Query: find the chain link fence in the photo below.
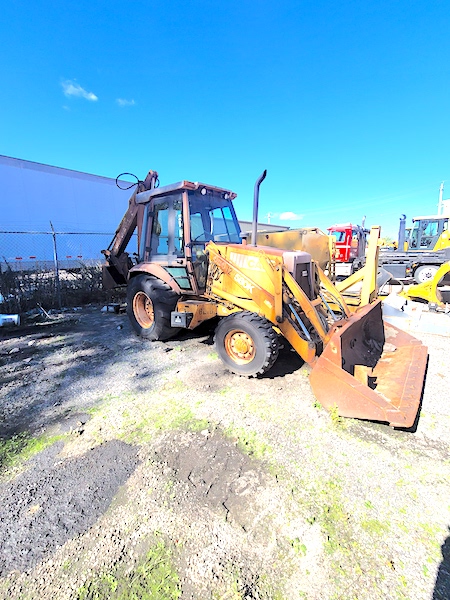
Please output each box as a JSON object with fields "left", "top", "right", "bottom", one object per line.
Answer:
{"left": 0, "top": 231, "right": 136, "bottom": 314}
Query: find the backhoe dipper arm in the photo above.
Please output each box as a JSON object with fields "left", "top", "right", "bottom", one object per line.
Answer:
{"left": 102, "top": 170, "right": 158, "bottom": 287}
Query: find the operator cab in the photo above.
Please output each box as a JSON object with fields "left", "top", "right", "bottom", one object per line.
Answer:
{"left": 136, "top": 180, "right": 241, "bottom": 293}
{"left": 408, "top": 216, "right": 449, "bottom": 250}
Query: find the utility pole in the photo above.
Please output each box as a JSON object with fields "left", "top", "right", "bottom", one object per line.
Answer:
{"left": 438, "top": 182, "right": 444, "bottom": 215}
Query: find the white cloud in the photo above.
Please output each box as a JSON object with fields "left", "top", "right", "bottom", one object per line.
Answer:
{"left": 279, "top": 211, "right": 304, "bottom": 221}
{"left": 116, "top": 98, "right": 136, "bottom": 107}
{"left": 62, "top": 80, "right": 98, "bottom": 101}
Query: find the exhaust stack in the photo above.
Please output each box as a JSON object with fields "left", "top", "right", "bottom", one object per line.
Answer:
{"left": 251, "top": 169, "right": 267, "bottom": 246}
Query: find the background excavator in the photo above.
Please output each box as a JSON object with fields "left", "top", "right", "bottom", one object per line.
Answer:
{"left": 377, "top": 214, "right": 450, "bottom": 283}
{"left": 102, "top": 169, "right": 428, "bottom": 429}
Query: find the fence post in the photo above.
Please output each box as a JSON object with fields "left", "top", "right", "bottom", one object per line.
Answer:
{"left": 50, "top": 221, "right": 62, "bottom": 309}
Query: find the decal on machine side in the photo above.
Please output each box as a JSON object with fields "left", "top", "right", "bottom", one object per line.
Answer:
{"left": 229, "top": 252, "right": 264, "bottom": 272}
{"left": 233, "top": 272, "right": 254, "bottom": 293}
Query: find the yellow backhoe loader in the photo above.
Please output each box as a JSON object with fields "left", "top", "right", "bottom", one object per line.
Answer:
{"left": 103, "top": 169, "right": 428, "bottom": 428}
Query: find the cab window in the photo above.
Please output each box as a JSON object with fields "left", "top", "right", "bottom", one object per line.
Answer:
{"left": 330, "top": 231, "right": 346, "bottom": 243}
{"left": 419, "top": 221, "right": 438, "bottom": 249}
{"left": 149, "top": 194, "right": 183, "bottom": 258}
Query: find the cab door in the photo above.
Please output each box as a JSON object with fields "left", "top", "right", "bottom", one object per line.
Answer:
{"left": 143, "top": 192, "right": 192, "bottom": 292}
{"left": 411, "top": 219, "right": 441, "bottom": 250}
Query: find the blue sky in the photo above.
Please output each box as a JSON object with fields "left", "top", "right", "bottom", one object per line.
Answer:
{"left": 1, "top": 0, "right": 450, "bottom": 238}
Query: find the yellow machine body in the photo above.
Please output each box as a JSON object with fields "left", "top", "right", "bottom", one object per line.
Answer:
{"left": 104, "top": 169, "right": 428, "bottom": 429}
{"left": 400, "top": 261, "right": 450, "bottom": 308}
{"left": 196, "top": 240, "right": 427, "bottom": 428}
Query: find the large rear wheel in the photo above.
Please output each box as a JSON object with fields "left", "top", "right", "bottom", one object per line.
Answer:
{"left": 214, "top": 311, "right": 279, "bottom": 376}
{"left": 127, "top": 274, "right": 180, "bottom": 341}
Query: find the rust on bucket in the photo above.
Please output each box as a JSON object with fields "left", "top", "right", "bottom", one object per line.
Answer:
{"left": 309, "top": 300, "right": 428, "bottom": 428}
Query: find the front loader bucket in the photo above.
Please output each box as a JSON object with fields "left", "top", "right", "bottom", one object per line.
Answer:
{"left": 309, "top": 300, "right": 428, "bottom": 428}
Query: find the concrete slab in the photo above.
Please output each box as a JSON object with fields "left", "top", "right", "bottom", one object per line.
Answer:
{"left": 382, "top": 294, "right": 450, "bottom": 336}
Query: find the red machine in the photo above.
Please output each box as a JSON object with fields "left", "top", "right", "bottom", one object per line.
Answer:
{"left": 327, "top": 223, "right": 367, "bottom": 277}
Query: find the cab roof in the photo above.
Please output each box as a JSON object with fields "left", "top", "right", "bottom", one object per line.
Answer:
{"left": 412, "top": 215, "right": 449, "bottom": 222}
{"left": 136, "top": 180, "right": 237, "bottom": 204}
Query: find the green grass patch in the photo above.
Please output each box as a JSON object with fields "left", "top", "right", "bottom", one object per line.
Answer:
{"left": 329, "top": 404, "right": 346, "bottom": 428}
{"left": 77, "top": 538, "right": 181, "bottom": 599}
{"left": 89, "top": 392, "right": 210, "bottom": 445}
{"left": 162, "top": 378, "right": 187, "bottom": 393}
{"left": 0, "top": 431, "right": 64, "bottom": 473}
{"left": 318, "top": 480, "right": 351, "bottom": 554}
{"left": 124, "top": 399, "right": 209, "bottom": 443}
{"left": 361, "top": 519, "right": 390, "bottom": 535}
{"left": 218, "top": 386, "right": 232, "bottom": 396}
{"left": 290, "top": 538, "right": 307, "bottom": 556}
{"left": 211, "top": 565, "right": 286, "bottom": 600}
{"left": 223, "top": 424, "right": 272, "bottom": 460}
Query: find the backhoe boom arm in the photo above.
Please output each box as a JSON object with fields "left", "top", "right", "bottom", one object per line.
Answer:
{"left": 102, "top": 170, "right": 158, "bottom": 288}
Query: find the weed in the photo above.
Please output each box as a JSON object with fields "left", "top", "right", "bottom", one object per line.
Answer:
{"left": 0, "top": 431, "right": 63, "bottom": 473}
{"left": 224, "top": 425, "right": 272, "bottom": 460}
{"left": 361, "top": 519, "right": 390, "bottom": 535}
{"left": 89, "top": 391, "right": 209, "bottom": 444}
{"left": 76, "top": 539, "right": 181, "bottom": 599}
{"left": 218, "top": 386, "right": 232, "bottom": 396}
{"left": 416, "top": 522, "right": 443, "bottom": 559}
{"left": 211, "top": 566, "right": 285, "bottom": 600}
{"left": 329, "top": 404, "right": 346, "bottom": 428}
{"left": 290, "top": 538, "right": 307, "bottom": 556}
{"left": 397, "top": 522, "right": 409, "bottom": 533}
{"left": 1, "top": 263, "right": 120, "bottom": 314}
{"left": 162, "top": 378, "right": 186, "bottom": 393}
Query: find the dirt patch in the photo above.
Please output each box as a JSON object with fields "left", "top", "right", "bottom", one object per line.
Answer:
{"left": 154, "top": 430, "right": 267, "bottom": 529}
{"left": 0, "top": 306, "right": 450, "bottom": 599}
{"left": 0, "top": 439, "right": 139, "bottom": 575}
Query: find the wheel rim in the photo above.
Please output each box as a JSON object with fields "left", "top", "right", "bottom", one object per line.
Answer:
{"left": 133, "top": 291, "right": 154, "bottom": 329}
{"left": 224, "top": 329, "right": 255, "bottom": 364}
{"left": 418, "top": 267, "right": 438, "bottom": 283}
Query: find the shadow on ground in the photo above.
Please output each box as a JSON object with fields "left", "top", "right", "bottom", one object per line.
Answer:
{"left": 0, "top": 439, "right": 139, "bottom": 575}
{"left": 434, "top": 529, "right": 450, "bottom": 600}
{"left": 0, "top": 309, "right": 165, "bottom": 441}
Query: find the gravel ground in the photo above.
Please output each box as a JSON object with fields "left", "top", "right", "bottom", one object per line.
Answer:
{"left": 0, "top": 304, "right": 449, "bottom": 599}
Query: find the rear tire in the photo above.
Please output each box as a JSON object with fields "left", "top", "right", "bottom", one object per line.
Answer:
{"left": 214, "top": 311, "right": 279, "bottom": 376}
{"left": 414, "top": 265, "right": 439, "bottom": 284}
{"left": 127, "top": 274, "right": 180, "bottom": 341}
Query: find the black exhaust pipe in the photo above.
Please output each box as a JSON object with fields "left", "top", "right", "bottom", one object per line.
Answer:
{"left": 251, "top": 169, "right": 267, "bottom": 246}
{"left": 398, "top": 214, "right": 406, "bottom": 251}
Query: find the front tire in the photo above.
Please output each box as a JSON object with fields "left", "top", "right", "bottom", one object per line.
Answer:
{"left": 127, "top": 274, "right": 180, "bottom": 341}
{"left": 414, "top": 265, "right": 439, "bottom": 284}
{"left": 214, "top": 311, "right": 279, "bottom": 376}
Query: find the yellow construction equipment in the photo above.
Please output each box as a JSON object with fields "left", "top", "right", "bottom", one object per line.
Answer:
{"left": 103, "top": 169, "right": 428, "bottom": 428}
{"left": 400, "top": 261, "right": 450, "bottom": 308}
{"left": 378, "top": 214, "right": 450, "bottom": 283}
